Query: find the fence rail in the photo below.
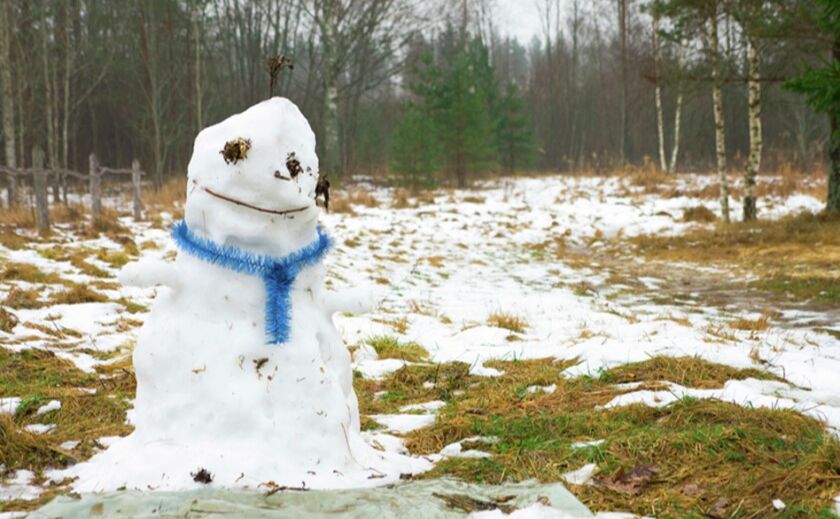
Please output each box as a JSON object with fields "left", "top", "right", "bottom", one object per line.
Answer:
{"left": 0, "top": 147, "right": 145, "bottom": 232}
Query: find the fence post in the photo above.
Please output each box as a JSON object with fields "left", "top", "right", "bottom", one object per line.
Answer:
{"left": 61, "top": 172, "right": 68, "bottom": 205}
{"left": 6, "top": 176, "right": 16, "bottom": 208}
{"left": 131, "top": 159, "right": 142, "bottom": 221}
{"left": 31, "top": 146, "right": 50, "bottom": 233}
{"left": 89, "top": 153, "right": 101, "bottom": 221}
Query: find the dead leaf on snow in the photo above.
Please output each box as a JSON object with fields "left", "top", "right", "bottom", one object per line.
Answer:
{"left": 593, "top": 464, "right": 659, "bottom": 496}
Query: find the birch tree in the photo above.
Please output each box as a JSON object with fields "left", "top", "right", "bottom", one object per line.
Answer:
{"left": 653, "top": 11, "right": 668, "bottom": 172}
{"left": 743, "top": 33, "right": 762, "bottom": 221}
{"left": 710, "top": 7, "right": 731, "bottom": 222}
{"left": 669, "top": 44, "right": 685, "bottom": 172}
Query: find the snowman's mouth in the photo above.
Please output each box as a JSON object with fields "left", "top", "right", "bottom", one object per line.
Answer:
{"left": 202, "top": 186, "right": 310, "bottom": 216}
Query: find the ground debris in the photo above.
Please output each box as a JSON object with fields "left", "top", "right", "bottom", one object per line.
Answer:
{"left": 0, "top": 306, "right": 19, "bottom": 332}
{"left": 260, "top": 480, "right": 309, "bottom": 496}
{"left": 593, "top": 464, "right": 659, "bottom": 496}
{"left": 191, "top": 468, "right": 213, "bottom": 484}
{"left": 432, "top": 492, "right": 516, "bottom": 514}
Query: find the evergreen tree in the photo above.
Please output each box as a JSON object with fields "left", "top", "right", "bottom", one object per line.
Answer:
{"left": 786, "top": 0, "right": 840, "bottom": 212}
{"left": 390, "top": 102, "right": 441, "bottom": 189}
{"left": 437, "top": 42, "right": 498, "bottom": 188}
{"left": 496, "top": 82, "right": 535, "bottom": 173}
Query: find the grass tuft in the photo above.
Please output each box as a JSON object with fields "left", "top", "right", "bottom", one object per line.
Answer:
{"left": 49, "top": 285, "right": 109, "bottom": 305}
{"left": 487, "top": 312, "right": 528, "bottom": 333}
{"left": 0, "top": 306, "right": 19, "bottom": 332}
{"left": 681, "top": 205, "right": 717, "bottom": 223}
{"left": 365, "top": 335, "right": 429, "bottom": 362}
{"left": 3, "top": 287, "right": 44, "bottom": 309}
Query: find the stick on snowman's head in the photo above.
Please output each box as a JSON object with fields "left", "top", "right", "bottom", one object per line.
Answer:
{"left": 184, "top": 98, "right": 321, "bottom": 253}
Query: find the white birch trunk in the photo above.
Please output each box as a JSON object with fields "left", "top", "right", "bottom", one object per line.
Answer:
{"left": 711, "top": 12, "right": 730, "bottom": 223}
{"left": 653, "top": 14, "right": 667, "bottom": 172}
{"left": 669, "top": 44, "right": 685, "bottom": 173}
{"left": 320, "top": 3, "right": 341, "bottom": 178}
{"left": 743, "top": 35, "right": 762, "bottom": 221}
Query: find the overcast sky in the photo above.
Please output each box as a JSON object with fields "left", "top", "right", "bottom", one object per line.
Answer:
{"left": 492, "top": 0, "right": 544, "bottom": 45}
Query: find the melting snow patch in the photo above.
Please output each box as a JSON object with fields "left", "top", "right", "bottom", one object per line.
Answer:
{"left": 439, "top": 437, "right": 498, "bottom": 459}
{"left": 371, "top": 414, "right": 436, "bottom": 434}
{"left": 561, "top": 464, "right": 598, "bottom": 486}
{"left": 0, "top": 470, "right": 41, "bottom": 502}
{"left": 35, "top": 400, "right": 61, "bottom": 416}
{"left": 0, "top": 398, "right": 21, "bottom": 415}
{"left": 23, "top": 424, "right": 55, "bottom": 434}
{"left": 570, "top": 439, "right": 604, "bottom": 449}
{"left": 399, "top": 400, "right": 446, "bottom": 413}
{"left": 526, "top": 384, "right": 557, "bottom": 394}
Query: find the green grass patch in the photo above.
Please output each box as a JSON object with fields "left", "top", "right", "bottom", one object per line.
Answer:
{"left": 0, "top": 348, "right": 135, "bottom": 478}
{"left": 117, "top": 298, "right": 148, "bottom": 314}
{"left": 755, "top": 275, "right": 840, "bottom": 303}
{"left": 353, "top": 356, "right": 840, "bottom": 517}
{"left": 365, "top": 335, "right": 429, "bottom": 362}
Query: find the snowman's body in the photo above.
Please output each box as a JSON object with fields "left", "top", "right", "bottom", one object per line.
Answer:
{"left": 71, "top": 98, "right": 427, "bottom": 492}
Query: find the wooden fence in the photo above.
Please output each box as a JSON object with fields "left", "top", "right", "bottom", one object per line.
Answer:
{"left": 0, "top": 147, "right": 144, "bottom": 232}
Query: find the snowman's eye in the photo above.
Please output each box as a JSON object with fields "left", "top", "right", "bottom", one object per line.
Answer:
{"left": 286, "top": 152, "right": 303, "bottom": 179}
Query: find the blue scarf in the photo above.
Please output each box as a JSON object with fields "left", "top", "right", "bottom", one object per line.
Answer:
{"left": 171, "top": 221, "right": 332, "bottom": 345}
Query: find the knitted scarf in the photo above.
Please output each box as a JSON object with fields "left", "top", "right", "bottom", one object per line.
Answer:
{"left": 171, "top": 221, "right": 332, "bottom": 345}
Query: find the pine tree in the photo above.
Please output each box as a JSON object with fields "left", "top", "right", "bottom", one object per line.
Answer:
{"left": 496, "top": 82, "right": 535, "bottom": 174}
{"left": 437, "top": 43, "right": 498, "bottom": 188}
{"left": 390, "top": 102, "right": 441, "bottom": 189}
{"left": 786, "top": 0, "right": 840, "bottom": 212}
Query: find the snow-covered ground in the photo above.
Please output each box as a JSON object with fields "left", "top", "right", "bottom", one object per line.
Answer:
{"left": 1, "top": 173, "right": 838, "bottom": 516}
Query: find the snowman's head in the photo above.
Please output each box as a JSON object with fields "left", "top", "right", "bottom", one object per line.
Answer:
{"left": 184, "top": 98, "right": 321, "bottom": 255}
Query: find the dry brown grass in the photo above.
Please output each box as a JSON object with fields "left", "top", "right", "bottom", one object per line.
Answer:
{"left": 633, "top": 211, "right": 840, "bottom": 303}
{"left": 729, "top": 314, "right": 771, "bottom": 332}
{"left": 391, "top": 190, "right": 415, "bottom": 209}
{"left": 3, "top": 287, "right": 44, "bottom": 309}
{"left": 625, "top": 165, "right": 674, "bottom": 195}
{"left": 329, "top": 189, "right": 379, "bottom": 214}
{"left": 0, "top": 306, "right": 19, "bottom": 332}
{"left": 0, "top": 262, "right": 66, "bottom": 285}
{"left": 48, "top": 285, "right": 109, "bottom": 305}
{"left": 0, "top": 205, "right": 36, "bottom": 227}
{"left": 487, "top": 312, "right": 528, "bottom": 333}
{"left": 142, "top": 176, "right": 186, "bottom": 213}
{"left": 681, "top": 205, "right": 717, "bottom": 223}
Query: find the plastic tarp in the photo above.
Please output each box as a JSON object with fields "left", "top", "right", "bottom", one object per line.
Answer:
{"left": 29, "top": 478, "right": 593, "bottom": 518}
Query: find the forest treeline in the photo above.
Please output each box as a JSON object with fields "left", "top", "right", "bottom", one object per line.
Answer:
{"left": 0, "top": 0, "right": 836, "bottom": 210}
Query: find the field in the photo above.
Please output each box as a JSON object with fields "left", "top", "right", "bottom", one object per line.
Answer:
{"left": 2, "top": 170, "right": 840, "bottom": 518}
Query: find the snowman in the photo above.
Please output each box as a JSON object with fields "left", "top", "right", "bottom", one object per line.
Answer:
{"left": 70, "top": 98, "right": 429, "bottom": 491}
